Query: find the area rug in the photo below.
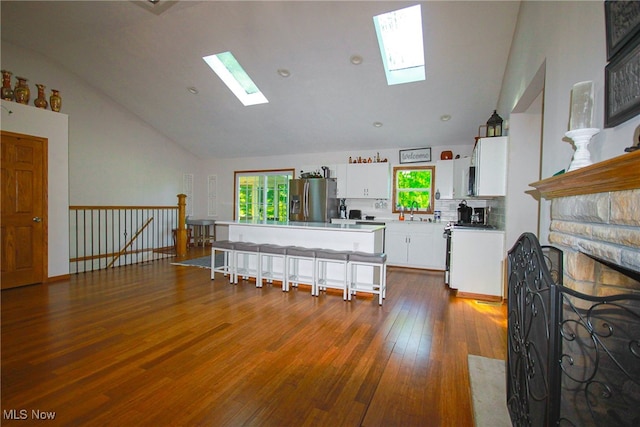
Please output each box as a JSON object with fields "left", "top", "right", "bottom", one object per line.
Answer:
{"left": 468, "top": 354, "right": 511, "bottom": 427}
{"left": 171, "top": 255, "right": 223, "bottom": 269}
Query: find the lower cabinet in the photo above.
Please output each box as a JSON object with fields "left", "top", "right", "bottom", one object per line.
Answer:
{"left": 450, "top": 229, "right": 504, "bottom": 299}
{"left": 385, "top": 222, "right": 446, "bottom": 270}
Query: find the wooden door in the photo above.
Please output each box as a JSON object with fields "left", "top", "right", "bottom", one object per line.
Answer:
{"left": 1, "top": 131, "right": 47, "bottom": 289}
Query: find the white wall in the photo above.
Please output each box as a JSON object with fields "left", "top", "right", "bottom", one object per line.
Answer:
{"left": 2, "top": 42, "right": 199, "bottom": 206}
{"left": 1, "top": 42, "right": 200, "bottom": 277}
{"left": 499, "top": 1, "right": 640, "bottom": 244}
{"left": 1, "top": 101, "right": 69, "bottom": 279}
{"left": 506, "top": 99, "right": 543, "bottom": 251}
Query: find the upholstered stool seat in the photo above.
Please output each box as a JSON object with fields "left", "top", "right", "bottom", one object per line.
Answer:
{"left": 258, "top": 244, "right": 289, "bottom": 290}
{"left": 234, "top": 242, "right": 261, "bottom": 285}
{"left": 315, "top": 249, "right": 350, "bottom": 300}
{"left": 348, "top": 251, "right": 387, "bottom": 305}
{"left": 286, "top": 246, "right": 317, "bottom": 293}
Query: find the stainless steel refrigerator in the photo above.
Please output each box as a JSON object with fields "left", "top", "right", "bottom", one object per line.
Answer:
{"left": 289, "top": 178, "right": 338, "bottom": 222}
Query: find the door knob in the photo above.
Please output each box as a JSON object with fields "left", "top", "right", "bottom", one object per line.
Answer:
{"left": 33, "top": 217, "right": 42, "bottom": 222}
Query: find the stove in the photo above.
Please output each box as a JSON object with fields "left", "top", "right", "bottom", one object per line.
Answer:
{"left": 453, "top": 223, "right": 496, "bottom": 229}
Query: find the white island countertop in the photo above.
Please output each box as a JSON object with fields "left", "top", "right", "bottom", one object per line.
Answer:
{"left": 219, "top": 219, "right": 385, "bottom": 254}
{"left": 215, "top": 219, "right": 384, "bottom": 232}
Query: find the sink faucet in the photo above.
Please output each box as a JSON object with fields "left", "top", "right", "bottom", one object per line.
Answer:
{"left": 410, "top": 201, "right": 418, "bottom": 221}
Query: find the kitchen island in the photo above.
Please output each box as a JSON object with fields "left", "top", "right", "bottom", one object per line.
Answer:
{"left": 215, "top": 220, "right": 385, "bottom": 253}
{"left": 215, "top": 220, "right": 385, "bottom": 286}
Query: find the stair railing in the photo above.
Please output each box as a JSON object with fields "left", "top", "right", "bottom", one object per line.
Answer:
{"left": 69, "top": 204, "right": 178, "bottom": 273}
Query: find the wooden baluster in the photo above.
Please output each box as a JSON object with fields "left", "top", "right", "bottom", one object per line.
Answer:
{"left": 176, "top": 194, "right": 187, "bottom": 256}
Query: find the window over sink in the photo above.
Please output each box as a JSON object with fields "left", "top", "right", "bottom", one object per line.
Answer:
{"left": 392, "top": 165, "right": 434, "bottom": 214}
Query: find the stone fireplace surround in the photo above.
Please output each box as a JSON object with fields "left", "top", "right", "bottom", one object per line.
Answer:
{"left": 531, "top": 149, "right": 640, "bottom": 296}
{"left": 508, "top": 151, "right": 640, "bottom": 425}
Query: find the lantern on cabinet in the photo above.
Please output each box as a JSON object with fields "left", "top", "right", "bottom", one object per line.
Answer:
{"left": 486, "top": 110, "right": 503, "bottom": 137}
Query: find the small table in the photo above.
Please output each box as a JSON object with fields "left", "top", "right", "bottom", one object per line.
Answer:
{"left": 186, "top": 218, "right": 216, "bottom": 247}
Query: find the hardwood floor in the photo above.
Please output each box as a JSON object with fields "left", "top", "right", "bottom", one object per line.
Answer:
{"left": 1, "top": 249, "right": 507, "bottom": 426}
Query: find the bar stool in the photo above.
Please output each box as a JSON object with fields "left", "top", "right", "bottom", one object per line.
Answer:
{"left": 286, "top": 247, "right": 317, "bottom": 294}
{"left": 210, "top": 240, "right": 236, "bottom": 283}
{"left": 172, "top": 228, "right": 193, "bottom": 251}
{"left": 315, "top": 249, "right": 350, "bottom": 300}
{"left": 348, "top": 252, "right": 387, "bottom": 305}
{"left": 234, "top": 242, "right": 261, "bottom": 285}
{"left": 258, "top": 244, "right": 289, "bottom": 290}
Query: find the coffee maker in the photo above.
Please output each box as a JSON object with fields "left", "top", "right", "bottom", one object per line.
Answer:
{"left": 339, "top": 199, "right": 347, "bottom": 219}
{"left": 457, "top": 200, "right": 473, "bottom": 224}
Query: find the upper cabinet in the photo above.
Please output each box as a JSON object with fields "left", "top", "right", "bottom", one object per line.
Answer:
{"left": 298, "top": 163, "right": 389, "bottom": 199}
{"left": 345, "top": 162, "right": 390, "bottom": 199}
{"left": 435, "top": 157, "right": 471, "bottom": 199}
{"left": 453, "top": 157, "right": 471, "bottom": 198}
{"left": 334, "top": 163, "right": 347, "bottom": 198}
{"left": 471, "top": 136, "right": 507, "bottom": 197}
{"left": 435, "top": 160, "right": 454, "bottom": 199}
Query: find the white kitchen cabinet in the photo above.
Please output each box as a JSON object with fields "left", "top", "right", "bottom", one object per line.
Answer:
{"left": 450, "top": 229, "right": 504, "bottom": 299}
{"left": 334, "top": 163, "right": 347, "bottom": 198}
{"left": 385, "top": 222, "right": 446, "bottom": 270}
{"left": 472, "top": 136, "right": 507, "bottom": 197}
{"left": 345, "top": 162, "right": 390, "bottom": 199}
{"left": 435, "top": 157, "right": 471, "bottom": 199}
{"left": 435, "top": 160, "right": 454, "bottom": 199}
{"left": 453, "top": 156, "right": 471, "bottom": 198}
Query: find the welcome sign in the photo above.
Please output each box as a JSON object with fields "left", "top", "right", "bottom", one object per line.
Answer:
{"left": 399, "top": 147, "right": 431, "bottom": 164}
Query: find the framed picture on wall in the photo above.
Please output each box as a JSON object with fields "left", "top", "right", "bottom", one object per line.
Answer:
{"left": 605, "top": 1, "right": 640, "bottom": 60}
{"left": 605, "top": 33, "right": 640, "bottom": 128}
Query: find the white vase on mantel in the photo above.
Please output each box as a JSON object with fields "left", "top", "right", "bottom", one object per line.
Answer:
{"left": 567, "top": 128, "right": 600, "bottom": 171}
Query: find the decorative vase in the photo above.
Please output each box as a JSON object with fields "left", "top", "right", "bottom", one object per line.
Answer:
{"left": 49, "top": 89, "right": 61, "bottom": 112}
{"left": 34, "top": 84, "right": 48, "bottom": 109}
{"left": 1, "top": 70, "right": 13, "bottom": 101}
{"left": 14, "top": 77, "right": 30, "bottom": 104}
{"left": 567, "top": 128, "right": 600, "bottom": 171}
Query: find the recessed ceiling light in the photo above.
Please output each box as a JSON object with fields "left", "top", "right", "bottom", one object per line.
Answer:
{"left": 350, "top": 55, "right": 363, "bottom": 65}
{"left": 440, "top": 114, "right": 452, "bottom": 122}
{"left": 277, "top": 69, "right": 291, "bottom": 78}
{"left": 373, "top": 121, "right": 383, "bottom": 128}
{"left": 187, "top": 87, "right": 199, "bottom": 95}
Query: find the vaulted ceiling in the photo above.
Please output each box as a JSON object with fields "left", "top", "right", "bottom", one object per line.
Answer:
{"left": 1, "top": 1, "right": 520, "bottom": 158}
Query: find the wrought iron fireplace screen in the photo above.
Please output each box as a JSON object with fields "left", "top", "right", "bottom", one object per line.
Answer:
{"left": 507, "top": 232, "right": 640, "bottom": 426}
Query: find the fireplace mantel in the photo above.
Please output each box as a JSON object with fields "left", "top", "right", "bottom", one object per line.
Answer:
{"left": 530, "top": 150, "right": 640, "bottom": 199}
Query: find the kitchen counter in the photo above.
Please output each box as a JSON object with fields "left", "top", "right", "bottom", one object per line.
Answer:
{"left": 449, "top": 227, "right": 505, "bottom": 300}
{"left": 217, "top": 220, "right": 384, "bottom": 253}
{"left": 219, "top": 219, "right": 384, "bottom": 283}
{"left": 216, "top": 219, "right": 383, "bottom": 232}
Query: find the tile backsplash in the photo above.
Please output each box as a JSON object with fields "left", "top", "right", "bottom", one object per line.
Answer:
{"left": 342, "top": 197, "right": 504, "bottom": 226}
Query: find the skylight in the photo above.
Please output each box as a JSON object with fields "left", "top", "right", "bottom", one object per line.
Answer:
{"left": 202, "top": 52, "right": 268, "bottom": 106}
{"left": 373, "top": 4, "right": 425, "bottom": 86}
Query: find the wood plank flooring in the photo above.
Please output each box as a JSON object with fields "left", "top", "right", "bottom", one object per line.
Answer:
{"left": 1, "top": 249, "right": 507, "bottom": 426}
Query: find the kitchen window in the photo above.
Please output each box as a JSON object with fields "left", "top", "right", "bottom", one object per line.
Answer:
{"left": 392, "top": 165, "right": 435, "bottom": 214}
{"left": 234, "top": 169, "right": 294, "bottom": 221}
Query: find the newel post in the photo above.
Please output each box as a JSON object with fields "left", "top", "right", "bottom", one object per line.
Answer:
{"left": 176, "top": 194, "right": 187, "bottom": 257}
